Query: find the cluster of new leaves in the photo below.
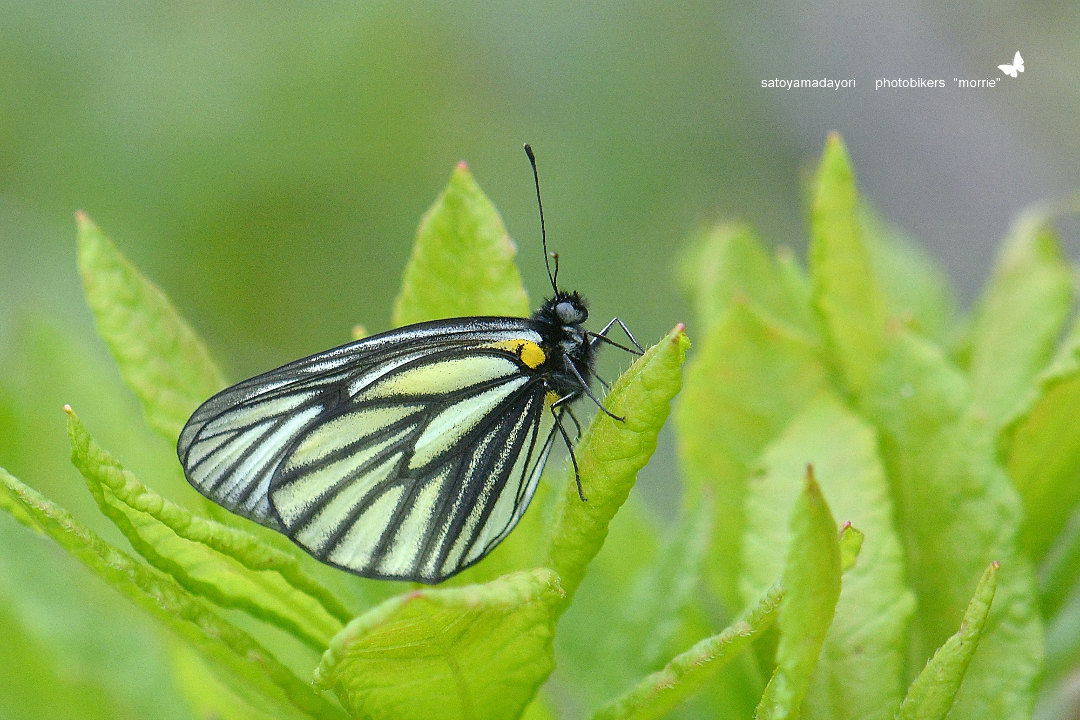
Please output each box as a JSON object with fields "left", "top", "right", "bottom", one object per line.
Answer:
{"left": 0, "top": 133, "right": 1074, "bottom": 719}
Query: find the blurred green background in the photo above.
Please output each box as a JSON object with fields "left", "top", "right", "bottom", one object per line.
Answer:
{"left": 1, "top": 2, "right": 1076, "bottom": 718}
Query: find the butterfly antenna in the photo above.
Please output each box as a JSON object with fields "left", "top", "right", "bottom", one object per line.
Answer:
{"left": 524, "top": 143, "right": 559, "bottom": 294}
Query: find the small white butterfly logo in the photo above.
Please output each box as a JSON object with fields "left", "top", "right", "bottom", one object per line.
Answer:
{"left": 998, "top": 51, "right": 1025, "bottom": 78}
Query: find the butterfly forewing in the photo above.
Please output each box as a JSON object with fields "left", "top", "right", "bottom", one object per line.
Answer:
{"left": 177, "top": 317, "right": 560, "bottom": 582}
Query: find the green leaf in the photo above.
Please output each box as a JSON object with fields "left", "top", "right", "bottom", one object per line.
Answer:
{"left": 676, "top": 222, "right": 814, "bottom": 333}
{"left": 860, "top": 328, "right": 1042, "bottom": 719}
{"left": 774, "top": 247, "right": 813, "bottom": 326}
{"left": 76, "top": 212, "right": 226, "bottom": 442}
{"left": 315, "top": 568, "right": 564, "bottom": 720}
{"left": 675, "top": 301, "right": 830, "bottom": 610}
{"left": 555, "top": 496, "right": 713, "bottom": 711}
{"left": 170, "top": 639, "right": 298, "bottom": 720}
{"left": 615, "top": 496, "right": 714, "bottom": 673}
{"left": 0, "top": 465, "right": 190, "bottom": 719}
{"left": 393, "top": 162, "right": 530, "bottom": 326}
{"left": 741, "top": 395, "right": 914, "bottom": 720}
{"left": 837, "top": 523, "right": 864, "bottom": 573}
{"left": 66, "top": 407, "right": 351, "bottom": 650}
{"left": 1000, "top": 315, "right": 1080, "bottom": 567}
{"left": 808, "top": 133, "right": 887, "bottom": 397}
{"left": 1037, "top": 515, "right": 1080, "bottom": 624}
{"left": 521, "top": 694, "right": 559, "bottom": 720}
{"left": 897, "top": 562, "right": 999, "bottom": 720}
{"left": 0, "top": 581, "right": 156, "bottom": 720}
{"left": 754, "top": 471, "right": 842, "bottom": 720}
{"left": 0, "top": 468, "right": 347, "bottom": 720}
{"left": 543, "top": 324, "right": 689, "bottom": 604}
{"left": 590, "top": 583, "right": 783, "bottom": 720}
{"left": 967, "top": 211, "right": 1073, "bottom": 427}
{"left": 859, "top": 205, "right": 954, "bottom": 342}
{"left": 0, "top": 473, "right": 43, "bottom": 536}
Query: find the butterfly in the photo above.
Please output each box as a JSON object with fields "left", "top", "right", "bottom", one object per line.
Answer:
{"left": 998, "top": 51, "right": 1024, "bottom": 78}
{"left": 177, "top": 144, "right": 641, "bottom": 584}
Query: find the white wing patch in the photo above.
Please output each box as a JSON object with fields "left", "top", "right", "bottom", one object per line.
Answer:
{"left": 408, "top": 378, "right": 527, "bottom": 467}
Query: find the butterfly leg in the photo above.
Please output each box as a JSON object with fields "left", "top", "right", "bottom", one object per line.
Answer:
{"left": 563, "top": 404, "right": 584, "bottom": 439}
{"left": 549, "top": 402, "right": 587, "bottom": 501}
{"left": 562, "top": 355, "right": 625, "bottom": 422}
{"left": 589, "top": 317, "right": 644, "bottom": 354}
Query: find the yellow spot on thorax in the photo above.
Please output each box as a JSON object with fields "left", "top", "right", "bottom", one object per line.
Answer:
{"left": 488, "top": 339, "right": 547, "bottom": 369}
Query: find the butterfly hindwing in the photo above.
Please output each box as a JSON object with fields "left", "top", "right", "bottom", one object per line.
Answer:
{"left": 177, "top": 317, "right": 560, "bottom": 582}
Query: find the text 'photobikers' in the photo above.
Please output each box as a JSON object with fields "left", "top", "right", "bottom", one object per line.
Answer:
{"left": 875, "top": 77, "right": 946, "bottom": 89}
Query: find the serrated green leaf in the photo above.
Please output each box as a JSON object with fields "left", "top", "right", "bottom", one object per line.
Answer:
{"left": 809, "top": 133, "right": 887, "bottom": 397}
{"left": 555, "top": 495, "right": 712, "bottom": 712}
{"left": 591, "top": 583, "right": 783, "bottom": 720}
{"left": 618, "top": 494, "right": 714, "bottom": 672}
{"left": 66, "top": 407, "right": 351, "bottom": 650}
{"left": 897, "top": 563, "right": 999, "bottom": 720}
{"left": 675, "top": 301, "right": 830, "bottom": 610}
{"left": 315, "top": 568, "right": 564, "bottom": 720}
{"left": 543, "top": 325, "right": 688, "bottom": 604}
{"left": 0, "top": 467, "right": 190, "bottom": 720}
{"left": 775, "top": 246, "right": 813, "bottom": 325}
{"left": 837, "top": 523, "right": 864, "bottom": 573}
{"left": 76, "top": 212, "right": 226, "bottom": 442}
{"left": 0, "top": 473, "right": 44, "bottom": 535}
{"left": 393, "top": 162, "right": 530, "bottom": 326}
{"left": 1037, "top": 514, "right": 1080, "bottom": 623}
{"left": 521, "top": 694, "right": 559, "bottom": 720}
{"left": 741, "top": 395, "right": 914, "bottom": 720}
{"left": 754, "top": 471, "right": 842, "bottom": 720}
{"left": 860, "top": 328, "right": 1041, "bottom": 719}
{"left": 0, "top": 468, "right": 347, "bottom": 720}
{"left": 860, "top": 205, "right": 954, "bottom": 341}
{"left": 676, "top": 222, "right": 814, "bottom": 333}
{"left": 1000, "top": 315, "right": 1080, "bottom": 567}
{"left": 967, "top": 211, "right": 1073, "bottom": 427}
{"left": 550, "top": 500, "right": 662, "bottom": 707}
{"left": 0, "top": 585, "right": 148, "bottom": 720}
{"left": 170, "top": 639, "right": 292, "bottom": 720}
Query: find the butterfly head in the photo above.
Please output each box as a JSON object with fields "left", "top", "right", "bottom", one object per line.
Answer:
{"left": 553, "top": 292, "right": 588, "bottom": 326}
{"left": 535, "top": 290, "right": 590, "bottom": 340}
{"left": 533, "top": 290, "right": 595, "bottom": 387}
